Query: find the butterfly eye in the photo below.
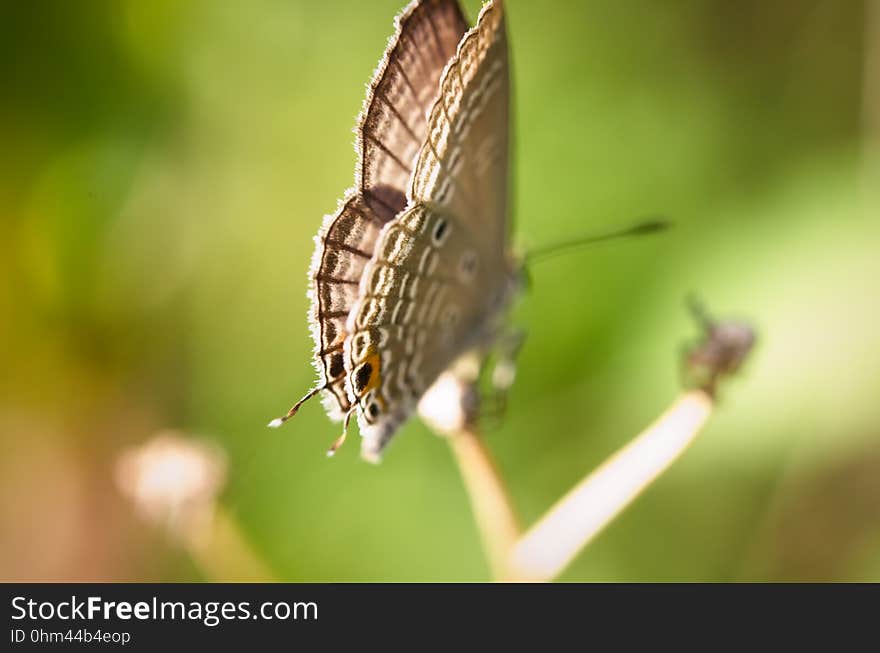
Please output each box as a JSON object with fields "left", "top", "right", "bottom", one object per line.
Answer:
{"left": 432, "top": 218, "right": 450, "bottom": 245}
{"left": 368, "top": 401, "right": 381, "bottom": 418}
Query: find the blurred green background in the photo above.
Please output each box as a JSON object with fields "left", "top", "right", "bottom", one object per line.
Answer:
{"left": 2, "top": 0, "right": 879, "bottom": 582}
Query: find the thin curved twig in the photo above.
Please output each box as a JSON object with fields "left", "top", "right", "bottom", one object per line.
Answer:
{"left": 447, "top": 426, "right": 520, "bottom": 580}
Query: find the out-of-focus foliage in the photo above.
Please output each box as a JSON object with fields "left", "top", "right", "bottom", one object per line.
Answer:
{"left": 1, "top": 0, "right": 878, "bottom": 581}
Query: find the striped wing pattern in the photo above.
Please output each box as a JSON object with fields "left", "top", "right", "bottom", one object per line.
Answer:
{"left": 307, "top": 0, "right": 467, "bottom": 420}
{"left": 344, "top": 1, "right": 513, "bottom": 458}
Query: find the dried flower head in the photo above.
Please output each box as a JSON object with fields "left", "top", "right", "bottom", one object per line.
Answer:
{"left": 115, "top": 431, "right": 226, "bottom": 546}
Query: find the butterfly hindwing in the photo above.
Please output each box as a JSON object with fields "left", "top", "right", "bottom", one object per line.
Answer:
{"left": 309, "top": 194, "right": 385, "bottom": 419}
{"left": 344, "top": 202, "right": 512, "bottom": 458}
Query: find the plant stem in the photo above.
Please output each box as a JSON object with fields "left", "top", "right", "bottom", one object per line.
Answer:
{"left": 448, "top": 389, "right": 715, "bottom": 582}
{"left": 448, "top": 427, "right": 520, "bottom": 580}
{"left": 189, "top": 506, "right": 276, "bottom": 582}
{"left": 509, "top": 389, "right": 713, "bottom": 581}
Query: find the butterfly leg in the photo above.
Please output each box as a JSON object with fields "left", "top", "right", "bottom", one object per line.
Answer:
{"left": 480, "top": 328, "right": 527, "bottom": 425}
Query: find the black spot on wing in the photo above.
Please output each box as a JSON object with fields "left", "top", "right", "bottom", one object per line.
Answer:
{"left": 354, "top": 362, "right": 374, "bottom": 393}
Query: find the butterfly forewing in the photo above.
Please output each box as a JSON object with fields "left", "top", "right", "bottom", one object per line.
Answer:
{"left": 358, "top": 0, "right": 468, "bottom": 219}
{"left": 307, "top": 0, "right": 468, "bottom": 421}
{"left": 410, "top": 0, "right": 509, "bottom": 252}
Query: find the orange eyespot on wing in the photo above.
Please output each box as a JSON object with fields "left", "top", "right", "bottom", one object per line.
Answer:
{"left": 352, "top": 350, "right": 383, "bottom": 399}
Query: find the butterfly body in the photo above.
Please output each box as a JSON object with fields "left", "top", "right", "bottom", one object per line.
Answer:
{"left": 287, "top": 0, "right": 514, "bottom": 460}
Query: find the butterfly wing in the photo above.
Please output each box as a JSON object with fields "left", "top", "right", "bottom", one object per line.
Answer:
{"left": 345, "top": 201, "right": 515, "bottom": 458}
{"left": 345, "top": 0, "right": 515, "bottom": 458}
{"left": 410, "top": 0, "right": 509, "bottom": 255}
{"left": 358, "top": 0, "right": 470, "bottom": 219}
{"left": 307, "top": 0, "right": 468, "bottom": 420}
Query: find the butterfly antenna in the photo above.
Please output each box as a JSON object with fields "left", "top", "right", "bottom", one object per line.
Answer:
{"left": 525, "top": 218, "right": 670, "bottom": 266}
{"left": 267, "top": 386, "right": 322, "bottom": 428}
{"left": 327, "top": 407, "right": 356, "bottom": 457}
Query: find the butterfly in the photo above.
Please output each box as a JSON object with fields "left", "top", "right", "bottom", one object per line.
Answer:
{"left": 271, "top": 0, "right": 519, "bottom": 461}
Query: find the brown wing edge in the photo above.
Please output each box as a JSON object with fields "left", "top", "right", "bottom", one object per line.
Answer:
{"left": 307, "top": 191, "right": 383, "bottom": 421}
